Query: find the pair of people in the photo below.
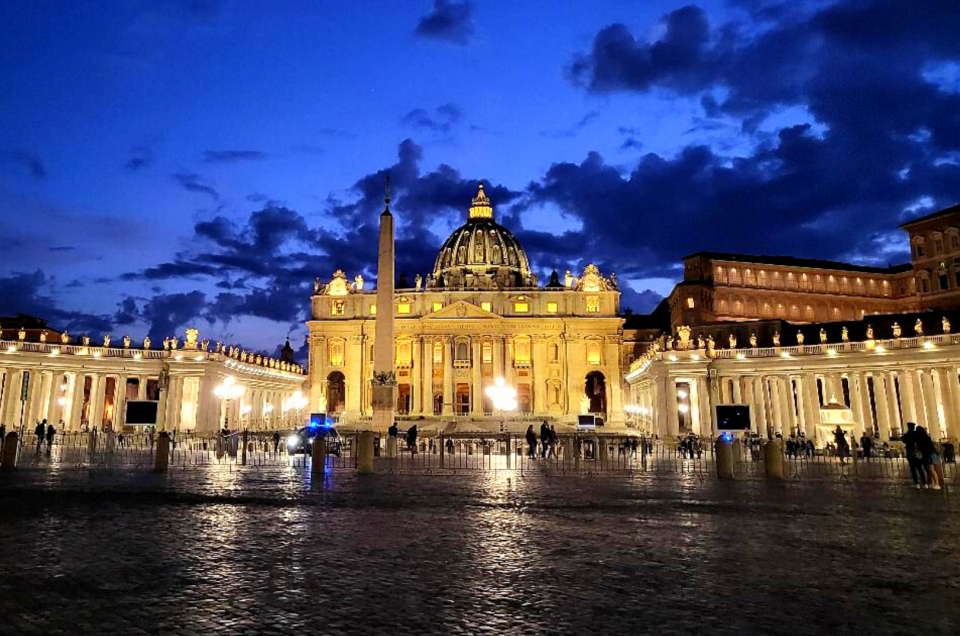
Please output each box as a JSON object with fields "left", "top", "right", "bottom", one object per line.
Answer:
{"left": 902, "top": 422, "right": 944, "bottom": 490}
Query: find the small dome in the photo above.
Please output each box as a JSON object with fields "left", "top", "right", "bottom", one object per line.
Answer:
{"left": 429, "top": 183, "right": 535, "bottom": 289}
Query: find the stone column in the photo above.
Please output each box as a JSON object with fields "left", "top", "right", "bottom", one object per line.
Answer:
{"left": 46, "top": 372, "right": 66, "bottom": 423}
{"left": 885, "top": 373, "right": 903, "bottom": 437}
{"left": 944, "top": 365, "right": 960, "bottom": 439}
{"left": 470, "top": 339, "right": 482, "bottom": 415}
{"left": 697, "top": 375, "right": 712, "bottom": 436}
{"left": 492, "top": 335, "right": 503, "bottom": 381}
{"left": 504, "top": 337, "right": 515, "bottom": 389}
{"left": 36, "top": 371, "right": 53, "bottom": 424}
{"left": 873, "top": 373, "right": 891, "bottom": 440}
{"left": 732, "top": 377, "right": 743, "bottom": 403}
{"left": 410, "top": 337, "right": 421, "bottom": 415}
{"left": 532, "top": 336, "right": 547, "bottom": 416}
{"left": 665, "top": 377, "right": 679, "bottom": 437}
{"left": 89, "top": 374, "right": 106, "bottom": 429}
{"left": 654, "top": 375, "right": 668, "bottom": 436}
{"left": 898, "top": 368, "right": 919, "bottom": 426}
{"left": 847, "top": 372, "right": 866, "bottom": 441}
{"left": 748, "top": 377, "right": 764, "bottom": 435}
{"left": 443, "top": 337, "right": 454, "bottom": 415}
{"left": 767, "top": 377, "right": 783, "bottom": 436}
{"left": 138, "top": 376, "right": 148, "bottom": 400}
{"left": 420, "top": 337, "right": 432, "bottom": 416}
{"left": 933, "top": 367, "right": 957, "bottom": 440}
{"left": 800, "top": 373, "right": 819, "bottom": 438}
{"left": 68, "top": 372, "right": 85, "bottom": 430}
{"left": 1, "top": 369, "right": 23, "bottom": 426}
{"left": 919, "top": 369, "right": 943, "bottom": 438}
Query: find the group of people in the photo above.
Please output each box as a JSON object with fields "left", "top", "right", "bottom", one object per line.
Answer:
{"left": 28, "top": 420, "right": 58, "bottom": 454}
{"left": 677, "top": 433, "right": 703, "bottom": 459}
{"left": 387, "top": 422, "right": 419, "bottom": 453}
{"left": 525, "top": 422, "right": 559, "bottom": 459}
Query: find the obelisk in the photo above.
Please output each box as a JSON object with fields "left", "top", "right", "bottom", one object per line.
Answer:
{"left": 371, "top": 175, "right": 396, "bottom": 432}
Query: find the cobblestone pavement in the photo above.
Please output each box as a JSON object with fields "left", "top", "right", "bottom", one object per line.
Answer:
{"left": 1, "top": 468, "right": 958, "bottom": 635}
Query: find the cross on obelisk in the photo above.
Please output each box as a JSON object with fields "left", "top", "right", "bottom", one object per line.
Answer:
{"left": 371, "top": 174, "right": 396, "bottom": 431}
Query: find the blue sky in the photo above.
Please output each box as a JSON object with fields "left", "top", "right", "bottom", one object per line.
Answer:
{"left": 1, "top": 0, "right": 959, "bottom": 359}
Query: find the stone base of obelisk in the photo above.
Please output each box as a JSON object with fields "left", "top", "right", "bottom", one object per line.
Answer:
{"left": 371, "top": 385, "right": 396, "bottom": 432}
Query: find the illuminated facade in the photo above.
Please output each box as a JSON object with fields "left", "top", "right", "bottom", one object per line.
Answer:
{"left": 0, "top": 328, "right": 306, "bottom": 433}
{"left": 307, "top": 185, "right": 626, "bottom": 426}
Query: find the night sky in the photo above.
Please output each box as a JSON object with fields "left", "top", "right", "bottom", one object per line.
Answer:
{"left": 2, "top": 0, "right": 959, "bottom": 360}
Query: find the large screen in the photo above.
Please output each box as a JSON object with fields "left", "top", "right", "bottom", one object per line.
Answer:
{"left": 578, "top": 414, "right": 596, "bottom": 429}
{"left": 715, "top": 404, "right": 751, "bottom": 431}
{"left": 125, "top": 400, "right": 159, "bottom": 425}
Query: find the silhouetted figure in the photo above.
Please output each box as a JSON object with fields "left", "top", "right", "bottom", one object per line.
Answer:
{"left": 34, "top": 420, "right": 46, "bottom": 454}
{"left": 45, "top": 423, "right": 56, "bottom": 454}
{"left": 525, "top": 425, "right": 537, "bottom": 458}
{"left": 902, "top": 422, "right": 926, "bottom": 488}
{"left": 406, "top": 424, "right": 418, "bottom": 454}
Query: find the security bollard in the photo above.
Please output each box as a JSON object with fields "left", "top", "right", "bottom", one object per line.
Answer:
{"left": 1, "top": 432, "right": 19, "bottom": 469}
{"left": 154, "top": 432, "right": 170, "bottom": 473}
{"left": 357, "top": 431, "right": 374, "bottom": 474}
{"left": 311, "top": 436, "right": 327, "bottom": 476}
{"left": 562, "top": 437, "right": 575, "bottom": 468}
{"left": 764, "top": 438, "right": 784, "bottom": 479}
{"left": 596, "top": 436, "right": 606, "bottom": 466}
{"left": 505, "top": 434, "right": 512, "bottom": 469}
{"left": 715, "top": 434, "right": 734, "bottom": 479}
{"left": 386, "top": 436, "right": 398, "bottom": 458}
{"left": 241, "top": 429, "right": 248, "bottom": 466}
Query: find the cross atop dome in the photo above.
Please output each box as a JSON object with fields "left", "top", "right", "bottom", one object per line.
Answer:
{"left": 468, "top": 182, "right": 493, "bottom": 220}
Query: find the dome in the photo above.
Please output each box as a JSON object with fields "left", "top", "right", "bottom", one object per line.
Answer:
{"left": 429, "top": 184, "right": 535, "bottom": 289}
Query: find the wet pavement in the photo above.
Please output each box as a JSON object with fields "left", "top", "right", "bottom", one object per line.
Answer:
{"left": 0, "top": 468, "right": 958, "bottom": 635}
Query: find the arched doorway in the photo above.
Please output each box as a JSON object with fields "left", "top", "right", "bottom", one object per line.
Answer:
{"left": 397, "top": 384, "right": 411, "bottom": 414}
{"left": 585, "top": 371, "right": 607, "bottom": 415}
{"left": 327, "top": 371, "right": 345, "bottom": 414}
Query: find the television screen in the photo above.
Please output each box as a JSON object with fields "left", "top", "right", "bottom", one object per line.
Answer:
{"left": 716, "top": 404, "right": 751, "bottom": 431}
{"left": 125, "top": 400, "right": 159, "bottom": 425}
{"left": 577, "top": 414, "right": 596, "bottom": 429}
{"left": 309, "top": 412, "right": 327, "bottom": 428}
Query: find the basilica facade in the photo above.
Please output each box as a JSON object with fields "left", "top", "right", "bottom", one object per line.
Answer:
{"left": 307, "top": 185, "right": 626, "bottom": 426}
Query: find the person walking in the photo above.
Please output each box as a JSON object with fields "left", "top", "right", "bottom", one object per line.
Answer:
{"left": 901, "top": 422, "right": 926, "bottom": 489}
{"left": 34, "top": 420, "right": 46, "bottom": 454}
{"left": 272, "top": 431, "right": 281, "bottom": 454}
{"left": 916, "top": 426, "right": 942, "bottom": 490}
{"left": 547, "top": 425, "right": 559, "bottom": 460}
{"left": 45, "top": 422, "right": 56, "bottom": 455}
{"left": 525, "top": 424, "right": 537, "bottom": 459}
{"left": 833, "top": 426, "right": 849, "bottom": 464}
{"left": 539, "top": 421, "right": 550, "bottom": 458}
{"left": 406, "top": 424, "right": 418, "bottom": 454}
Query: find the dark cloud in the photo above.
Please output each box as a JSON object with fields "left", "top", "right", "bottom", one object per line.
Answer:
{"left": 414, "top": 0, "right": 474, "bottom": 45}
{"left": 124, "top": 145, "right": 154, "bottom": 172}
{"left": 202, "top": 149, "right": 267, "bottom": 163}
{"left": 401, "top": 103, "right": 464, "bottom": 133}
{"left": 48, "top": 246, "right": 75, "bottom": 252}
{"left": 246, "top": 193, "right": 268, "bottom": 203}
{"left": 5, "top": 150, "right": 47, "bottom": 179}
{"left": 141, "top": 291, "right": 207, "bottom": 341}
{"left": 171, "top": 172, "right": 219, "bottom": 200}
{"left": 0, "top": 270, "right": 112, "bottom": 334}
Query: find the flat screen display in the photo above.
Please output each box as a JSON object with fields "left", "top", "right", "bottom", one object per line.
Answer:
{"left": 309, "top": 412, "right": 327, "bottom": 428}
{"left": 125, "top": 400, "right": 159, "bottom": 425}
{"left": 716, "top": 404, "right": 751, "bottom": 431}
{"left": 578, "top": 414, "right": 596, "bottom": 429}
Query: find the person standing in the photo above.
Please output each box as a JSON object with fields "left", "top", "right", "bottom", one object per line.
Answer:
{"left": 860, "top": 433, "right": 872, "bottom": 462}
{"left": 45, "top": 422, "right": 56, "bottom": 455}
{"left": 901, "top": 422, "right": 926, "bottom": 489}
{"left": 539, "top": 421, "right": 550, "bottom": 458}
{"left": 406, "top": 424, "right": 418, "bottom": 454}
{"left": 272, "top": 431, "right": 281, "bottom": 454}
{"left": 525, "top": 424, "right": 537, "bottom": 459}
{"left": 34, "top": 420, "right": 46, "bottom": 454}
{"left": 916, "top": 426, "right": 942, "bottom": 490}
{"left": 833, "top": 426, "right": 849, "bottom": 464}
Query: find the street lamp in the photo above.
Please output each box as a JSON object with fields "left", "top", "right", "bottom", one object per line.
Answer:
{"left": 485, "top": 377, "right": 517, "bottom": 465}
{"left": 214, "top": 375, "right": 244, "bottom": 429}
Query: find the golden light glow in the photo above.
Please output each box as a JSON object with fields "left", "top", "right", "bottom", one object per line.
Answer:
{"left": 514, "top": 302, "right": 529, "bottom": 313}
{"left": 432, "top": 302, "right": 443, "bottom": 312}
{"left": 397, "top": 303, "right": 411, "bottom": 314}
{"left": 468, "top": 183, "right": 493, "bottom": 219}
{"left": 586, "top": 340, "right": 601, "bottom": 365}
{"left": 481, "top": 301, "right": 492, "bottom": 312}
{"left": 586, "top": 295, "right": 600, "bottom": 313}
{"left": 547, "top": 301, "right": 558, "bottom": 313}
{"left": 370, "top": 304, "right": 377, "bottom": 315}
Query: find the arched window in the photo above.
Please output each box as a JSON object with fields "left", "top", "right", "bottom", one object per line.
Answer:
{"left": 329, "top": 339, "right": 344, "bottom": 366}
{"left": 491, "top": 244, "right": 501, "bottom": 264}
{"left": 586, "top": 340, "right": 601, "bottom": 365}
{"left": 456, "top": 341, "right": 469, "bottom": 361}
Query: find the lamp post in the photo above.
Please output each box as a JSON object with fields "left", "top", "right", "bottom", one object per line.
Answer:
{"left": 213, "top": 375, "right": 244, "bottom": 430}
{"left": 485, "top": 377, "right": 517, "bottom": 466}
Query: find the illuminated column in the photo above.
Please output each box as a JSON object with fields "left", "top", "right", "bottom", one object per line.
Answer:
{"left": 906, "top": 369, "right": 925, "bottom": 428}
{"left": 36, "top": 371, "right": 53, "bottom": 424}
{"left": 346, "top": 336, "right": 363, "bottom": 415}
{"left": 732, "top": 377, "right": 743, "bottom": 403}
{"left": 410, "top": 338, "right": 420, "bottom": 415}
{"left": 654, "top": 375, "right": 668, "bottom": 436}
{"left": 138, "top": 376, "right": 148, "bottom": 400}
{"left": 897, "top": 368, "right": 918, "bottom": 426}
{"left": 492, "top": 335, "right": 503, "bottom": 380}
{"left": 872, "top": 373, "right": 892, "bottom": 440}
{"left": 1, "top": 369, "right": 23, "bottom": 426}
{"left": 945, "top": 365, "right": 960, "bottom": 439}
{"left": 196, "top": 376, "right": 219, "bottom": 433}
{"left": 504, "top": 336, "right": 515, "bottom": 389}
{"left": 443, "top": 336, "right": 453, "bottom": 415}
{"left": 783, "top": 377, "right": 797, "bottom": 436}
{"left": 471, "top": 339, "right": 482, "bottom": 415}
{"left": 800, "top": 373, "right": 819, "bottom": 438}
{"left": 885, "top": 372, "right": 903, "bottom": 437}
{"left": 89, "top": 374, "right": 106, "bottom": 429}
{"left": 665, "top": 377, "right": 679, "bottom": 437}
{"left": 749, "top": 377, "right": 765, "bottom": 435}
{"left": 767, "top": 377, "right": 782, "bottom": 435}
{"left": 696, "top": 376, "right": 712, "bottom": 436}
{"left": 46, "top": 372, "right": 66, "bottom": 423}
{"left": 67, "top": 372, "right": 85, "bottom": 430}
{"left": 532, "top": 336, "right": 547, "bottom": 416}
{"left": 847, "top": 372, "right": 866, "bottom": 440}
{"left": 933, "top": 367, "right": 957, "bottom": 440}
{"left": 919, "top": 369, "right": 942, "bottom": 438}
{"left": 419, "top": 337, "right": 431, "bottom": 416}
{"left": 115, "top": 376, "right": 129, "bottom": 428}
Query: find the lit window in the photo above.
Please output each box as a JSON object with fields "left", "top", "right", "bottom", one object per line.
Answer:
{"left": 482, "top": 341, "right": 492, "bottom": 364}
{"left": 432, "top": 302, "right": 442, "bottom": 313}
{"left": 329, "top": 340, "right": 344, "bottom": 366}
{"left": 514, "top": 337, "right": 531, "bottom": 363}
{"left": 514, "top": 302, "right": 529, "bottom": 313}
{"left": 586, "top": 296, "right": 600, "bottom": 313}
{"left": 586, "top": 341, "right": 601, "bottom": 365}
{"left": 481, "top": 302, "right": 492, "bottom": 312}
{"left": 547, "top": 301, "right": 558, "bottom": 313}
{"left": 396, "top": 339, "right": 411, "bottom": 366}
{"left": 686, "top": 297, "right": 695, "bottom": 309}
{"left": 433, "top": 341, "right": 443, "bottom": 365}
{"left": 397, "top": 303, "right": 411, "bottom": 314}
{"left": 332, "top": 301, "right": 345, "bottom": 316}
{"left": 370, "top": 304, "right": 377, "bottom": 315}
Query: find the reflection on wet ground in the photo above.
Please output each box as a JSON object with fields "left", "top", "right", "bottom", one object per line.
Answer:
{"left": 1, "top": 468, "right": 958, "bottom": 635}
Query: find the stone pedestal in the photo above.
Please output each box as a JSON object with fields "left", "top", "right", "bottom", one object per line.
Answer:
{"left": 1, "top": 432, "right": 18, "bottom": 469}
{"left": 371, "top": 385, "right": 396, "bottom": 431}
{"left": 311, "top": 437, "right": 327, "bottom": 476}
{"left": 716, "top": 435, "right": 734, "bottom": 479}
{"left": 764, "top": 438, "right": 784, "bottom": 479}
{"left": 386, "top": 436, "right": 398, "bottom": 458}
{"left": 357, "top": 431, "right": 374, "bottom": 474}
{"left": 154, "top": 432, "right": 170, "bottom": 473}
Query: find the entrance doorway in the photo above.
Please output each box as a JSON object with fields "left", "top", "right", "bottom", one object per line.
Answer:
{"left": 517, "top": 384, "right": 531, "bottom": 413}
{"left": 434, "top": 393, "right": 443, "bottom": 415}
{"left": 585, "top": 371, "right": 607, "bottom": 415}
{"left": 397, "top": 384, "right": 411, "bottom": 414}
{"left": 455, "top": 384, "right": 470, "bottom": 414}
{"left": 327, "top": 371, "right": 345, "bottom": 413}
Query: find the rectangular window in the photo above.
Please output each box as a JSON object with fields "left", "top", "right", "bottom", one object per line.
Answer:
{"left": 686, "top": 297, "right": 695, "bottom": 309}
{"left": 332, "top": 301, "right": 345, "bottom": 316}
{"left": 586, "top": 296, "right": 600, "bottom": 313}
{"left": 546, "top": 301, "right": 558, "bottom": 313}
{"left": 514, "top": 302, "right": 529, "bottom": 313}
{"left": 940, "top": 274, "right": 949, "bottom": 291}
{"left": 482, "top": 342, "right": 492, "bottom": 364}
{"left": 432, "top": 302, "right": 442, "bottom": 313}
{"left": 370, "top": 304, "right": 377, "bottom": 315}
{"left": 397, "top": 303, "right": 411, "bottom": 314}
{"left": 481, "top": 302, "right": 492, "bottom": 312}
{"left": 432, "top": 341, "right": 443, "bottom": 365}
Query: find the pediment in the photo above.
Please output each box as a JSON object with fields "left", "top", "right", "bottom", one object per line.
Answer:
{"left": 425, "top": 300, "right": 501, "bottom": 320}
